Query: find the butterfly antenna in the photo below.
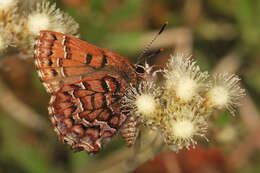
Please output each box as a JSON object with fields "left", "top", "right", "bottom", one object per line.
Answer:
{"left": 136, "top": 21, "right": 168, "bottom": 65}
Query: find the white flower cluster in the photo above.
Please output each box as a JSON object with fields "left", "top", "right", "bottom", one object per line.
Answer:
{"left": 0, "top": 23, "right": 12, "bottom": 51}
{"left": 0, "top": 0, "right": 17, "bottom": 12}
{"left": 0, "top": 0, "right": 79, "bottom": 54}
{"left": 123, "top": 54, "right": 245, "bottom": 152}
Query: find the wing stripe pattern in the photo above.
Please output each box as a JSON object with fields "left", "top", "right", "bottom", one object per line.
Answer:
{"left": 34, "top": 31, "right": 137, "bottom": 153}
{"left": 35, "top": 31, "right": 136, "bottom": 94}
{"left": 48, "top": 74, "right": 126, "bottom": 152}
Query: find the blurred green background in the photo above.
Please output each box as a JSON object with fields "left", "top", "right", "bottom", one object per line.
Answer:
{"left": 0, "top": 0, "right": 260, "bottom": 173}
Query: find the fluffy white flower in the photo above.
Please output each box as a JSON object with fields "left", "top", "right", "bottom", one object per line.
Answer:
{"left": 205, "top": 73, "right": 245, "bottom": 115}
{"left": 0, "top": 23, "right": 12, "bottom": 52}
{"left": 162, "top": 105, "right": 208, "bottom": 151}
{"left": 135, "top": 94, "right": 157, "bottom": 116}
{"left": 27, "top": 13, "right": 51, "bottom": 35}
{"left": 0, "top": 0, "right": 17, "bottom": 11}
{"left": 26, "top": 0, "right": 79, "bottom": 37}
{"left": 164, "top": 54, "right": 209, "bottom": 102}
{"left": 122, "top": 81, "right": 162, "bottom": 127}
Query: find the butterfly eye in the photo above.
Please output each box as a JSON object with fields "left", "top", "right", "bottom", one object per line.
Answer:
{"left": 135, "top": 65, "right": 145, "bottom": 74}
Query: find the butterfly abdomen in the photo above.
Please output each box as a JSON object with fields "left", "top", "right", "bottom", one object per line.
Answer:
{"left": 120, "top": 115, "right": 140, "bottom": 147}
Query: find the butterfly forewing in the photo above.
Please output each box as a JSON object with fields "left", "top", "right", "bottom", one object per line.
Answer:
{"left": 34, "top": 31, "right": 137, "bottom": 153}
{"left": 34, "top": 31, "right": 136, "bottom": 94}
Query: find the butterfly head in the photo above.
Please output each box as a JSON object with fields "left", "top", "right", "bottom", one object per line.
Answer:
{"left": 134, "top": 62, "right": 162, "bottom": 83}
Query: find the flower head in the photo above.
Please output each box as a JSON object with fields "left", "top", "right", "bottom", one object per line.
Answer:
{"left": 122, "top": 81, "right": 162, "bottom": 127}
{"left": 205, "top": 73, "right": 245, "bottom": 115}
{"left": 161, "top": 104, "right": 208, "bottom": 151}
{"left": 0, "top": 23, "right": 12, "bottom": 52}
{"left": 0, "top": 0, "right": 18, "bottom": 24}
{"left": 25, "top": 0, "right": 79, "bottom": 38}
{"left": 0, "top": 0, "right": 17, "bottom": 12}
{"left": 27, "top": 13, "right": 51, "bottom": 35}
{"left": 164, "top": 54, "right": 209, "bottom": 102}
{"left": 121, "top": 54, "right": 244, "bottom": 152}
{"left": 54, "top": 13, "right": 80, "bottom": 38}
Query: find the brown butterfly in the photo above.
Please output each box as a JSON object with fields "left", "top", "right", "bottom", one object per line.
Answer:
{"left": 34, "top": 23, "right": 166, "bottom": 153}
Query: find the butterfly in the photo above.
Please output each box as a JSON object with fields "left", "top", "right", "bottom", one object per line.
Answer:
{"left": 34, "top": 30, "right": 153, "bottom": 153}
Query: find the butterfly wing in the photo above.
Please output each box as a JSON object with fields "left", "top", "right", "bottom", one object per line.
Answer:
{"left": 34, "top": 30, "right": 136, "bottom": 94}
{"left": 34, "top": 31, "right": 137, "bottom": 153}
{"left": 49, "top": 73, "right": 128, "bottom": 153}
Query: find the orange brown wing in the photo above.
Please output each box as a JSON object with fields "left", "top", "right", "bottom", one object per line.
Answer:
{"left": 34, "top": 31, "right": 137, "bottom": 153}
{"left": 34, "top": 30, "right": 136, "bottom": 94}
{"left": 49, "top": 73, "right": 128, "bottom": 153}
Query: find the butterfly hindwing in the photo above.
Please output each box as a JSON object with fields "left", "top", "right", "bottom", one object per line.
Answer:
{"left": 48, "top": 73, "right": 129, "bottom": 153}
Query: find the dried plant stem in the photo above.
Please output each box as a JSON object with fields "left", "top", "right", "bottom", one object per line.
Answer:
{"left": 0, "top": 77, "right": 46, "bottom": 131}
{"left": 238, "top": 95, "right": 260, "bottom": 132}
{"left": 124, "top": 128, "right": 165, "bottom": 172}
{"left": 83, "top": 128, "right": 165, "bottom": 173}
{"left": 228, "top": 126, "right": 260, "bottom": 169}
{"left": 212, "top": 49, "right": 242, "bottom": 74}
{"left": 228, "top": 95, "right": 260, "bottom": 169}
